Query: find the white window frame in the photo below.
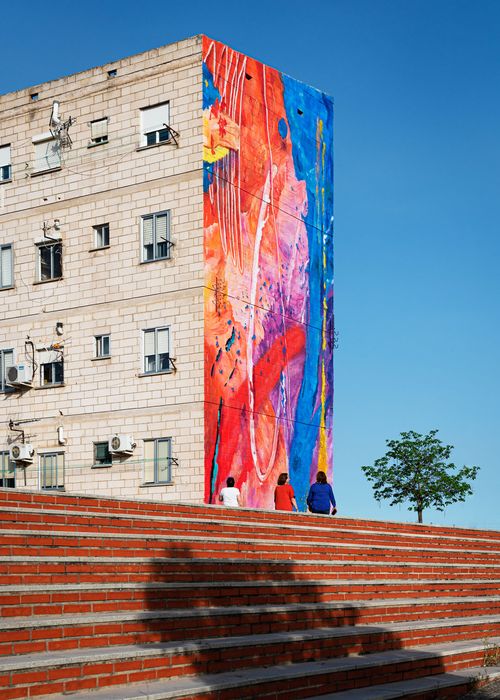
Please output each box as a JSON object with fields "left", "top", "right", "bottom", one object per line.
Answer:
{"left": 89, "top": 118, "right": 109, "bottom": 145}
{"left": 0, "top": 349, "right": 14, "bottom": 392}
{"left": 0, "top": 144, "right": 11, "bottom": 181}
{"left": 32, "top": 133, "right": 61, "bottom": 173}
{"left": 93, "top": 223, "right": 110, "bottom": 249}
{"left": 0, "top": 451, "right": 16, "bottom": 488}
{"left": 141, "top": 210, "right": 171, "bottom": 262}
{"left": 93, "top": 441, "right": 112, "bottom": 468}
{"left": 39, "top": 452, "right": 64, "bottom": 490}
{"left": 37, "top": 241, "right": 62, "bottom": 281}
{"left": 95, "top": 334, "right": 111, "bottom": 358}
{"left": 140, "top": 102, "right": 170, "bottom": 147}
{"left": 0, "top": 244, "right": 13, "bottom": 289}
{"left": 142, "top": 326, "right": 170, "bottom": 374}
{"left": 143, "top": 437, "right": 172, "bottom": 485}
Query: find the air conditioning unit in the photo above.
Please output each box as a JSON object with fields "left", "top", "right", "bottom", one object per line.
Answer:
{"left": 108, "top": 434, "right": 136, "bottom": 455}
{"left": 9, "top": 443, "right": 34, "bottom": 464}
{"left": 6, "top": 364, "right": 33, "bottom": 389}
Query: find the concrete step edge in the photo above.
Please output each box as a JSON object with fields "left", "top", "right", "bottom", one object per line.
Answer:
{"left": 1, "top": 554, "right": 499, "bottom": 568}
{"left": 0, "top": 494, "right": 500, "bottom": 545}
{"left": 2, "top": 598, "right": 500, "bottom": 630}
{"left": 1, "top": 621, "right": 499, "bottom": 672}
{"left": 2, "top": 578, "right": 499, "bottom": 592}
{"left": 31, "top": 639, "right": 500, "bottom": 700}
{"left": 2, "top": 528, "right": 500, "bottom": 556}
{"left": 307, "top": 666, "right": 500, "bottom": 699}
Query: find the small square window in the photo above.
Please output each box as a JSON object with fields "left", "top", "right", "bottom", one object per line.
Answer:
{"left": 37, "top": 241, "right": 62, "bottom": 281}
{"left": 90, "top": 118, "right": 108, "bottom": 145}
{"left": 0, "top": 145, "right": 11, "bottom": 181}
{"left": 40, "top": 360, "right": 64, "bottom": 386}
{"left": 93, "top": 223, "right": 109, "bottom": 248}
{"left": 95, "top": 334, "right": 110, "bottom": 358}
{"left": 30, "top": 93, "right": 39, "bottom": 102}
{"left": 93, "top": 441, "right": 112, "bottom": 467}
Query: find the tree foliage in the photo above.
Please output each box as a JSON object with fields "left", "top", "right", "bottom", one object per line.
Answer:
{"left": 361, "top": 430, "right": 479, "bottom": 523}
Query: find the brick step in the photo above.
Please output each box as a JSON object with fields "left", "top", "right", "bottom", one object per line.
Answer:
{"left": 2, "top": 556, "right": 498, "bottom": 586}
{"left": 1, "top": 580, "right": 499, "bottom": 618}
{"left": 2, "top": 489, "right": 500, "bottom": 544}
{"left": 1, "top": 530, "right": 498, "bottom": 566}
{"left": 1, "top": 598, "right": 498, "bottom": 657}
{"left": 18, "top": 638, "right": 499, "bottom": 700}
{"left": 0, "top": 621, "right": 497, "bottom": 699}
{"left": 308, "top": 667, "right": 500, "bottom": 699}
{"left": 2, "top": 506, "right": 499, "bottom": 554}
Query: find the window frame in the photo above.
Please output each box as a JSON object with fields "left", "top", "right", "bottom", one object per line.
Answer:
{"left": 89, "top": 118, "right": 109, "bottom": 146}
{"left": 93, "top": 223, "right": 110, "bottom": 249}
{"left": 39, "top": 452, "right": 64, "bottom": 490}
{"left": 142, "top": 326, "right": 170, "bottom": 375}
{"left": 36, "top": 240, "right": 63, "bottom": 282}
{"left": 32, "top": 135, "right": 61, "bottom": 173}
{"left": 0, "top": 243, "right": 13, "bottom": 289}
{"left": 40, "top": 359, "right": 64, "bottom": 387}
{"left": 0, "top": 451, "right": 16, "bottom": 488}
{"left": 93, "top": 441, "right": 112, "bottom": 468}
{"left": 141, "top": 210, "right": 171, "bottom": 263}
{"left": 143, "top": 437, "right": 172, "bottom": 485}
{"left": 0, "top": 348, "right": 14, "bottom": 393}
{"left": 140, "top": 102, "right": 170, "bottom": 147}
{"left": 94, "top": 334, "right": 111, "bottom": 359}
{"left": 0, "top": 144, "right": 11, "bottom": 182}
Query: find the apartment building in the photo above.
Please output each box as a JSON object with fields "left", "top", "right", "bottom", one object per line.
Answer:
{"left": 0, "top": 35, "right": 333, "bottom": 510}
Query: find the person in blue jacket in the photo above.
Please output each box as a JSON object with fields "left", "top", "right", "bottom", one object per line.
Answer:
{"left": 307, "top": 470, "right": 337, "bottom": 515}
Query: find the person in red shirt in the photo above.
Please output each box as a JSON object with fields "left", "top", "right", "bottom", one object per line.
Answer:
{"left": 274, "top": 473, "right": 298, "bottom": 512}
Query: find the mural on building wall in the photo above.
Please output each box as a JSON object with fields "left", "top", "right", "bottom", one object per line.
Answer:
{"left": 203, "top": 36, "right": 334, "bottom": 510}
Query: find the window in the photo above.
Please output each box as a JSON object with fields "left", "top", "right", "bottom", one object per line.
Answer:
{"left": 0, "top": 349, "right": 14, "bottom": 392}
{"left": 144, "top": 438, "right": 172, "bottom": 484}
{"left": 140, "top": 103, "right": 170, "bottom": 146}
{"left": 90, "top": 118, "right": 108, "bottom": 145}
{"left": 33, "top": 134, "right": 61, "bottom": 172}
{"left": 40, "top": 453, "right": 64, "bottom": 490}
{"left": 0, "top": 451, "right": 15, "bottom": 488}
{"left": 143, "top": 327, "right": 170, "bottom": 374}
{"left": 93, "top": 223, "right": 109, "bottom": 248}
{"left": 0, "top": 244, "right": 13, "bottom": 288}
{"left": 95, "top": 334, "right": 110, "bottom": 358}
{"left": 93, "top": 442, "right": 112, "bottom": 467}
{"left": 39, "top": 347, "right": 64, "bottom": 387}
{"left": 141, "top": 211, "right": 170, "bottom": 262}
{"left": 0, "top": 145, "right": 11, "bottom": 181}
{"left": 37, "top": 241, "right": 62, "bottom": 281}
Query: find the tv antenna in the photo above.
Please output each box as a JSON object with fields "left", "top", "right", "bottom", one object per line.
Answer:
{"left": 49, "top": 101, "right": 75, "bottom": 149}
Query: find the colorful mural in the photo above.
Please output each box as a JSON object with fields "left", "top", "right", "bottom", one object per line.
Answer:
{"left": 203, "top": 36, "right": 334, "bottom": 510}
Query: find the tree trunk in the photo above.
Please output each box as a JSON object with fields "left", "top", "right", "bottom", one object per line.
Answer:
{"left": 417, "top": 509, "right": 423, "bottom": 524}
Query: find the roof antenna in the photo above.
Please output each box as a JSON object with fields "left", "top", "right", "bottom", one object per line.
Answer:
{"left": 50, "top": 100, "right": 75, "bottom": 149}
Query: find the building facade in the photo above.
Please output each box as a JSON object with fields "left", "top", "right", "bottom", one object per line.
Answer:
{"left": 0, "top": 36, "right": 333, "bottom": 510}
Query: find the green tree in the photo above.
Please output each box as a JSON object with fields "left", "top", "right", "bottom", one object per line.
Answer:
{"left": 361, "top": 430, "right": 479, "bottom": 523}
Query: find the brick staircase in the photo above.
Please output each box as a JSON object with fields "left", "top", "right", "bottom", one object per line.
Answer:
{"left": 0, "top": 489, "right": 499, "bottom": 699}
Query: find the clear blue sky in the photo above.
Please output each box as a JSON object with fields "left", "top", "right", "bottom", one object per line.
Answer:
{"left": 1, "top": 0, "right": 498, "bottom": 529}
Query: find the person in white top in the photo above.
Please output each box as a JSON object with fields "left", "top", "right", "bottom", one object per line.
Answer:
{"left": 219, "top": 476, "right": 243, "bottom": 507}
